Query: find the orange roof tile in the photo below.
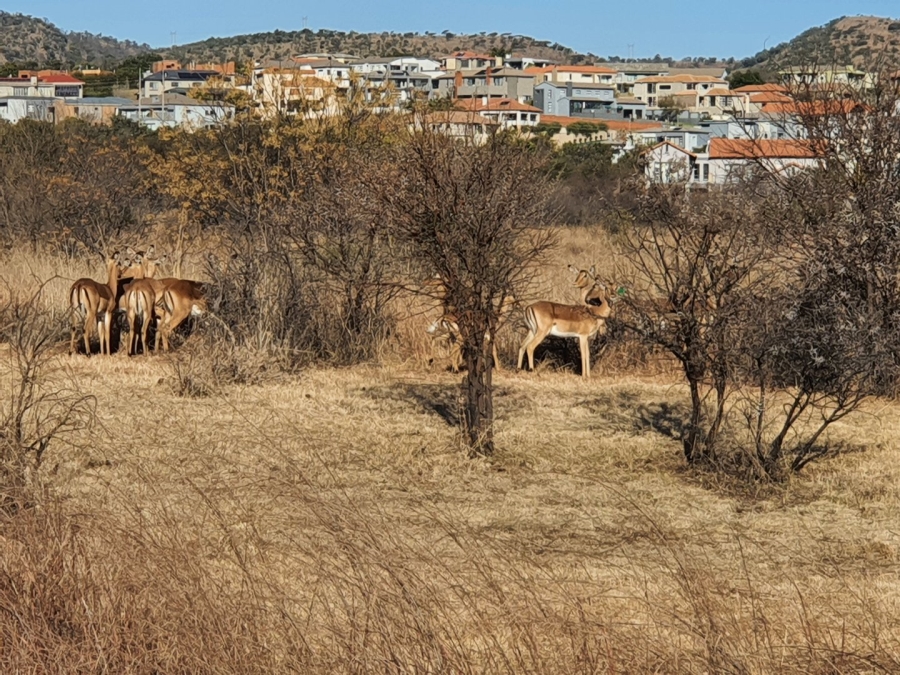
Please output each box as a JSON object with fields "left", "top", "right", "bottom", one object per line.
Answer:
{"left": 749, "top": 91, "right": 792, "bottom": 104}
{"left": 457, "top": 98, "right": 541, "bottom": 113}
{"left": 636, "top": 74, "right": 726, "bottom": 84}
{"left": 705, "top": 87, "right": 734, "bottom": 96}
{"left": 761, "top": 99, "right": 865, "bottom": 116}
{"left": 709, "top": 138, "right": 821, "bottom": 160}
{"left": 732, "top": 83, "right": 789, "bottom": 94}
{"left": 37, "top": 73, "right": 83, "bottom": 84}
{"left": 643, "top": 140, "right": 697, "bottom": 158}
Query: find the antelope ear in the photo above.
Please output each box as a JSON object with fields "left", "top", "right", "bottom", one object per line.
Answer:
{"left": 589, "top": 265, "right": 596, "bottom": 276}
{"left": 146, "top": 244, "right": 156, "bottom": 258}
{"left": 567, "top": 264, "right": 578, "bottom": 274}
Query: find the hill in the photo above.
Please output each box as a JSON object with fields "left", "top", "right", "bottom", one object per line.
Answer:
{"left": 168, "top": 28, "right": 596, "bottom": 64}
{"left": 0, "top": 12, "right": 149, "bottom": 68}
{"left": 742, "top": 15, "right": 900, "bottom": 71}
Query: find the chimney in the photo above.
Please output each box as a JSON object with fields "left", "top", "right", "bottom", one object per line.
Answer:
{"left": 454, "top": 70, "right": 463, "bottom": 98}
{"left": 485, "top": 66, "right": 492, "bottom": 86}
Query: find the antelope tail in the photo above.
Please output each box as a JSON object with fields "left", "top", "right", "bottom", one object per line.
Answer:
{"left": 71, "top": 286, "right": 89, "bottom": 312}
{"left": 524, "top": 305, "right": 537, "bottom": 334}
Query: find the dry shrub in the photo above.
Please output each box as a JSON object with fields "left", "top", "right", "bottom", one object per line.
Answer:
{"left": 0, "top": 292, "right": 94, "bottom": 513}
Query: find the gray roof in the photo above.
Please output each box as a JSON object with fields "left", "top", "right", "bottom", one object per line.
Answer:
{"left": 73, "top": 96, "right": 134, "bottom": 105}
{"left": 121, "top": 93, "right": 233, "bottom": 108}
{"left": 0, "top": 96, "right": 57, "bottom": 101}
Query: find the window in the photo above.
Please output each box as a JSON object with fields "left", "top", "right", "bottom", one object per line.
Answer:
{"left": 13, "top": 87, "right": 27, "bottom": 96}
{"left": 659, "top": 84, "right": 671, "bottom": 90}
{"left": 693, "top": 164, "right": 700, "bottom": 181}
{"left": 55, "top": 85, "right": 80, "bottom": 97}
{"left": 687, "top": 83, "right": 696, "bottom": 90}
{"left": 150, "top": 81, "right": 159, "bottom": 90}
{"left": 703, "top": 164, "right": 709, "bottom": 181}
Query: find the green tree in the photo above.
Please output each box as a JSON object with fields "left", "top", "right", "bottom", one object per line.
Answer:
{"left": 566, "top": 120, "right": 607, "bottom": 137}
{"left": 728, "top": 69, "right": 766, "bottom": 89}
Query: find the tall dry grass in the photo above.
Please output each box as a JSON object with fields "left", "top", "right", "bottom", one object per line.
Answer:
{"left": 3, "top": 233, "right": 900, "bottom": 672}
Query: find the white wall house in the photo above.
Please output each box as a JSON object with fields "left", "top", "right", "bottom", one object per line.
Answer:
{"left": 632, "top": 74, "right": 726, "bottom": 110}
{"left": 0, "top": 73, "right": 83, "bottom": 99}
{"left": 644, "top": 137, "right": 821, "bottom": 186}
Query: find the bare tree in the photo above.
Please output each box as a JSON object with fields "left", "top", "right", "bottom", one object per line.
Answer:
{"left": 617, "top": 67, "right": 900, "bottom": 479}
{"left": 383, "top": 129, "right": 555, "bottom": 456}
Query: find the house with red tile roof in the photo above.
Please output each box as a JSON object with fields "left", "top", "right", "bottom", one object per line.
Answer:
{"left": 456, "top": 97, "right": 541, "bottom": 129}
{"left": 0, "top": 71, "right": 83, "bottom": 99}
{"left": 644, "top": 137, "right": 823, "bottom": 186}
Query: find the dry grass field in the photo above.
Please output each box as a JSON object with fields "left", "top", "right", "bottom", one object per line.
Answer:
{"left": 3, "top": 229, "right": 900, "bottom": 672}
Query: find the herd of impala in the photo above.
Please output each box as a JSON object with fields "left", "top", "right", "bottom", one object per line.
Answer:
{"left": 68, "top": 247, "right": 207, "bottom": 357}
{"left": 427, "top": 265, "right": 615, "bottom": 379}
{"left": 70, "top": 251, "right": 611, "bottom": 377}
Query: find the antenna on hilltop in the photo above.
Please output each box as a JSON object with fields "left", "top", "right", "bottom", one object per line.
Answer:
{"left": 171, "top": 31, "right": 177, "bottom": 47}
{"left": 302, "top": 16, "right": 308, "bottom": 29}
{"left": 627, "top": 43, "right": 634, "bottom": 61}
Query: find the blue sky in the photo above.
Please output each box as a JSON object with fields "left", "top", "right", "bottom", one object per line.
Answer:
{"left": 7, "top": 1, "right": 899, "bottom": 59}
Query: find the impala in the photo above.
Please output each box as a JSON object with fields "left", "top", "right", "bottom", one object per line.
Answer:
{"left": 517, "top": 273, "right": 613, "bottom": 379}
{"left": 568, "top": 264, "right": 605, "bottom": 306}
{"left": 69, "top": 251, "right": 134, "bottom": 355}
{"left": 155, "top": 279, "right": 207, "bottom": 352}
{"left": 426, "top": 295, "right": 515, "bottom": 373}
{"left": 122, "top": 249, "right": 178, "bottom": 355}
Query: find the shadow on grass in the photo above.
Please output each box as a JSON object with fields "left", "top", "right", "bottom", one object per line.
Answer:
{"left": 576, "top": 391, "right": 690, "bottom": 438}
{"left": 361, "top": 382, "right": 462, "bottom": 427}
{"left": 634, "top": 401, "right": 688, "bottom": 440}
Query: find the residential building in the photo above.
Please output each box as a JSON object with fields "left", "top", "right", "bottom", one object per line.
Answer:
{"left": 699, "top": 117, "right": 794, "bottom": 141}
{"left": 706, "top": 137, "right": 821, "bottom": 182}
{"left": 350, "top": 56, "right": 443, "bottom": 105}
{"left": 633, "top": 127, "right": 710, "bottom": 152}
{"left": 432, "top": 68, "right": 535, "bottom": 103}
{"left": 351, "top": 56, "right": 441, "bottom": 75}
{"left": 603, "top": 63, "right": 670, "bottom": 95}
{"left": 117, "top": 93, "right": 234, "bottom": 130}
{"left": 779, "top": 65, "right": 874, "bottom": 89}
{"left": 643, "top": 137, "right": 821, "bottom": 186}
{"left": 141, "top": 69, "right": 221, "bottom": 98}
{"left": 456, "top": 98, "right": 541, "bottom": 129}
{"left": 503, "top": 55, "right": 554, "bottom": 70}
{"left": 55, "top": 97, "right": 135, "bottom": 124}
{"left": 421, "top": 110, "right": 499, "bottom": 143}
{"left": 362, "top": 70, "right": 433, "bottom": 104}
{"left": 632, "top": 74, "right": 726, "bottom": 110}
{"left": 0, "top": 97, "right": 57, "bottom": 123}
{"left": 0, "top": 72, "right": 84, "bottom": 99}
{"left": 525, "top": 65, "right": 617, "bottom": 86}
{"left": 644, "top": 141, "right": 698, "bottom": 184}
{"left": 533, "top": 81, "right": 616, "bottom": 117}
{"left": 292, "top": 53, "right": 359, "bottom": 64}
{"left": 441, "top": 51, "right": 502, "bottom": 71}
